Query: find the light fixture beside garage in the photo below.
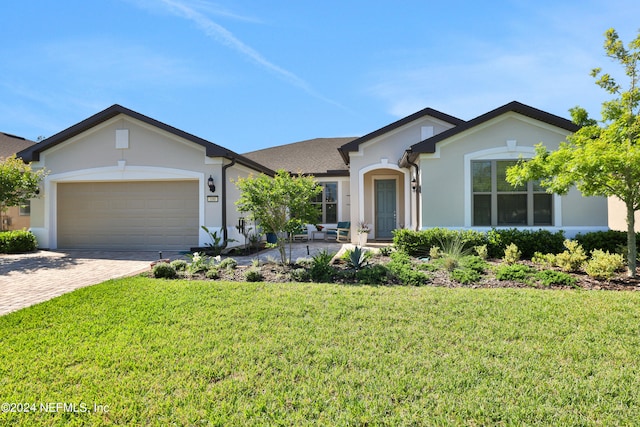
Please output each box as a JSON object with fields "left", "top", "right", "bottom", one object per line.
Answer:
{"left": 207, "top": 175, "right": 216, "bottom": 193}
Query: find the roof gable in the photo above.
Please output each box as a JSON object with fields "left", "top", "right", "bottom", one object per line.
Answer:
{"left": 16, "top": 104, "right": 273, "bottom": 175}
{"left": 338, "top": 107, "right": 465, "bottom": 163}
{"left": 408, "top": 101, "right": 579, "bottom": 157}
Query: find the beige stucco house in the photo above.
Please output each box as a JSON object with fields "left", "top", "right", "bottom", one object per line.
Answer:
{"left": 17, "top": 105, "right": 273, "bottom": 250}
{"left": 248, "top": 101, "right": 609, "bottom": 241}
{"left": 17, "top": 101, "right": 609, "bottom": 251}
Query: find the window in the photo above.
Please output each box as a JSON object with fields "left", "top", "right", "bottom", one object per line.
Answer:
{"left": 472, "top": 160, "right": 552, "bottom": 226}
{"left": 19, "top": 200, "right": 31, "bottom": 216}
{"left": 312, "top": 182, "right": 337, "bottom": 223}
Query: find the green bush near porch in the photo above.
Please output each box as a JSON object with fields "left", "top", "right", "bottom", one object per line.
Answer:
{"left": 393, "top": 228, "right": 568, "bottom": 259}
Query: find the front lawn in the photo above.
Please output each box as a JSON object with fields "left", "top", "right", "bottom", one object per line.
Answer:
{"left": 1, "top": 278, "right": 640, "bottom": 425}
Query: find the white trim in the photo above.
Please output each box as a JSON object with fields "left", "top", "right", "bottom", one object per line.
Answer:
{"left": 358, "top": 162, "right": 411, "bottom": 238}
{"left": 43, "top": 165, "right": 205, "bottom": 249}
{"left": 463, "top": 142, "right": 562, "bottom": 227}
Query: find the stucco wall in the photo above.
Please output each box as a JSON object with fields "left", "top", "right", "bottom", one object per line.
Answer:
{"left": 28, "top": 114, "right": 236, "bottom": 248}
{"left": 418, "top": 113, "right": 608, "bottom": 232}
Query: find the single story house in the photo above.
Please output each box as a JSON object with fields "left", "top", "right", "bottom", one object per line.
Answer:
{"left": 0, "top": 132, "right": 37, "bottom": 231}
{"left": 17, "top": 101, "right": 609, "bottom": 251}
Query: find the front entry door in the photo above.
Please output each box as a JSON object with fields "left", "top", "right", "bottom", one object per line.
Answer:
{"left": 375, "top": 179, "right": 396, "bottom": 239}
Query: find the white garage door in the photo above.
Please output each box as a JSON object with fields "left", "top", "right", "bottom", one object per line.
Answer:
{"left": 57, "top": 181, "right": 199, "bottom": 250}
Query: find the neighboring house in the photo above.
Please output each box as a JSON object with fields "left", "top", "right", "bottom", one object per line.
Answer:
{"left": 0, "top": 132, "right": 37, "bottom": 231}
{"left": 17, "top": 105, "right": 273, "bottom": 250}
{"left": 608, "top": 197, "right": 640, "bottom": 232}
{"left": 16, "top": 101, "right": 609, "bottom": 251}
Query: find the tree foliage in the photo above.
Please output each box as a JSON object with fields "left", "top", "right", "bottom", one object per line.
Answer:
{"left": 0, "top": 155, "right": 46, "bottom": 225}
{"left": 235, "top": 169, "right": 321, "bottom": 264}
{"left": 506, "top": 28, "right": 640, "bottom": 276}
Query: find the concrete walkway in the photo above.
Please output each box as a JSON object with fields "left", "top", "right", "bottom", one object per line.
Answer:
{"left": 0, "top": 242, "right": 350, "bottom": 317}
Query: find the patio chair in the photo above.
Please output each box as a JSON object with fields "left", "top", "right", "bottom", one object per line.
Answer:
{"left": 289, "top": 224, "right": 309, "bottom": 242}
{"left": 325, "top": 221, "right": 351, "bottom": 242}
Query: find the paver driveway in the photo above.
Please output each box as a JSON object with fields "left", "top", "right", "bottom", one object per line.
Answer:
{"left": 0, "top": 250, "right": 181, "bottom": 316}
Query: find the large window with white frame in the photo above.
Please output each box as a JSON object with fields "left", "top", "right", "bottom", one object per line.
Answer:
{"left": 472, "top": 160, "right": 552, "bottom": 226}
{"left": 312, "top": 182, "right": 337, "bottom": 223}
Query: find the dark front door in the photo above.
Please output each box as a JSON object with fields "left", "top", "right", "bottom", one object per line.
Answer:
{"left": 375, "top": 179, "right": 396, "bottom": 239}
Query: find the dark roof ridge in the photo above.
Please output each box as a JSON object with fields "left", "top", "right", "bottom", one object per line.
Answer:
{"left": 406, "top": 101, "right": 579, "bottom": 159}
{"left": 338, "top": 106, "right": 465, "bottom": 164}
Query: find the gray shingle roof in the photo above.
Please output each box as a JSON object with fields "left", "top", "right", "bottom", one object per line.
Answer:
{"left": 0, "top": 132, "right": 36, "bottom": 159}
{"left": 242, "top": 137, "right": 356, "bottom": 176}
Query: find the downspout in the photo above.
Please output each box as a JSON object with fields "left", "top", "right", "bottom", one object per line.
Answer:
{"left": 220, "top": 157, "right": 237, "bottom": 248}
{"left": 406, "top": 158, "right": 420, "bottom": 231}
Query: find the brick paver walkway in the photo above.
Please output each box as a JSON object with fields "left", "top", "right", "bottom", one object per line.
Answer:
{"left": 0, "top": 250, "right": 181, "bottom": 316}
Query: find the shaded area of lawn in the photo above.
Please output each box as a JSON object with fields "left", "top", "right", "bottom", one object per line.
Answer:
{"left": 1, "top": 278, "right": 640, "bottom": 425}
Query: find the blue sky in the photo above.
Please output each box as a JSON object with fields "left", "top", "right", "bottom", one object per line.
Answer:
{"left": 2, "top": 1, "right": 638, "bottom": 152}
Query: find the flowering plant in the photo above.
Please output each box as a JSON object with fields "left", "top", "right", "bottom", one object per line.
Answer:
{"left": 315, "top": 224, "right": 324, "bottom": 231}
{"left": 357, "top": 221, "right": 370, "bottom": 234}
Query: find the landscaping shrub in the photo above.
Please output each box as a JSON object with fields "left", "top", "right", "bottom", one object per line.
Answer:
{"left": 474, "top": 244, "right": 488, "bottom": 260}
{"left": 170, "top": 259, "right": 188, "bottom": 272}
{"left": 152, "top": 263, "right": 177, "bottom": 279}
{"left": 394, "top": 228, "right": 564, "bottom": 259}
{"left": 449, "top": 256, "right": 487, "bottom": 285}
{"left": 219, "top": 258, "right": 238, "bottom": 270}
{"left": 584, "top": 250, "right": 625, "bottom": 280}
{"left": 205, "top": 268, "right": 219, "bottom": 279}
{"left": 310, "top": 250, "right": 335, "bottom": 283}
{"left": 387, "top": 251, "right": 430, "bottom": 286}
{"left": 0, "top": 229, "right": 37, "bottom": 253}
{"left": 553, "top": 240, "right": 588, "bottom": 272}
{"left": 442, "top": 256, "right": 458, "bottom": 271}
{"left": 486, "top": 228, "right": 565, "bottom": 259}
{"left": 378, "top": 246, "right": 393, "bottom": 256}
{"left": 535, "top": 270, "right": 577, "bottom": 287}
{"left": 575, "top": 230, "right": 637, "bottom": 254}
{"left": 495, "top": 264, "right": 536, "bottom": 283}
{"left": 459, "top": 255, "right": 487, "bottom": 274}
{"left": 356, "top": 264, "right": 389, "bottom": 285}
{"left": 290, "top": 268, "right": 310, "bottom": 282}
{"left": 429, "top": 246, "right": 442, "bottom": 259}
{"left": 393, "top": 228, "right": 486, "bottom": 257}
{"left": 502, "top": 243, "right": 521, "bottom": 264}
{"left": 345, "top": 246, "right": 371, "bottom": 270}
{"left": 244, "top": 267, "right": 263, "bottom": 282}
{"left": 450, "top": 268, "right": 482, "bottom": 284}
{"left": 294, "top": 257, "right": 313, "bottom": 268}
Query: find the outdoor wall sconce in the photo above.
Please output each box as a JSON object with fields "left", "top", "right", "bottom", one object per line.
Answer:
{"left": 208, "top": 175, "right": 216, "bottom": 193}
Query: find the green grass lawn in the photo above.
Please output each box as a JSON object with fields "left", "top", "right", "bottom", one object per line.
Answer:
{"left": 1, "top": 278, "right": 640, "bottom": 426}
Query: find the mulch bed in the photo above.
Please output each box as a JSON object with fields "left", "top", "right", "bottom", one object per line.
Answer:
{"left": 179, "top": 256, "right": 640, "bottom": 291}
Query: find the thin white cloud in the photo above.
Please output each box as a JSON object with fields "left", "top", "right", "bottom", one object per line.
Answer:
{"left": 152, "top": 0, "right": 346, "bottom": 108}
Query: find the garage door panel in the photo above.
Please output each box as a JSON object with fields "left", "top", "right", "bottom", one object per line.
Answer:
{"left": 58, "top": 181, "right": 199, "bottom": 250}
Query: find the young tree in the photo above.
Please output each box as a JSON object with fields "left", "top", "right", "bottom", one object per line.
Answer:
{"left": 235, "top": 169, "right": 321, "bottom": 264}
{"left": 507, "top": 28, "right": 640, "bottom": 277}
{"left": 0, "top": 155, "right": 46, "bottom": 228}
